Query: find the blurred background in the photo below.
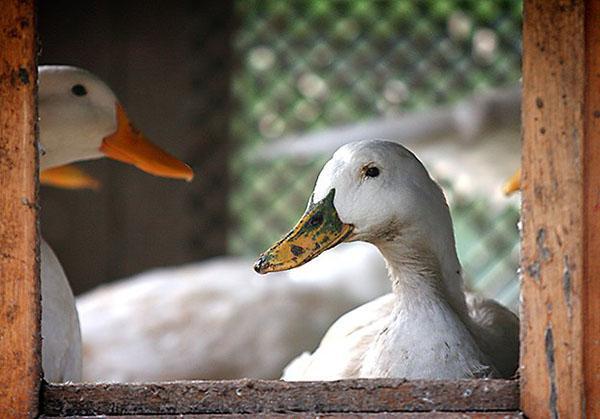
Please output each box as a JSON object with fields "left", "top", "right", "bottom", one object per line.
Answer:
{"left": 39, "top": 0, "right": 522, "bottom": 381}
{"left": 39, "top": 1, "right": 233, "bottom": 293}
{"left": 228, "top": 0, "right": 522, "bottom": 310}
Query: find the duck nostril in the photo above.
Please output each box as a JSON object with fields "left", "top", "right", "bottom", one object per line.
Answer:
{"left": 308, "top": 212, "right": 323, "bottom": 227}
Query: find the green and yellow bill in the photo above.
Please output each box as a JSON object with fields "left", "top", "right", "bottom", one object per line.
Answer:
{"left": 254, "top": 189, "right": 353, "bottom": 274}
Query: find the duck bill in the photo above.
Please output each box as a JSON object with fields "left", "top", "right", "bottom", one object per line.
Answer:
{"left": 40, "top": 165, "right": 101, "bottom": 190}
{"left": 254, "top": 189, "right": 353, "bottom": 274}
{"left": 502, "top": 168, "right": 521, "bottom": 196}
{"left": 100, "top": 103, "right": 194, "bottom": 181}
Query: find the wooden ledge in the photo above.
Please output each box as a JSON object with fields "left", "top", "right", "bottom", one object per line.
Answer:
{"left": 39, "top": 414, "right": 523, "bottom": 418}
{"left": 41, "top": 379, "right": 519, "bottom": 416}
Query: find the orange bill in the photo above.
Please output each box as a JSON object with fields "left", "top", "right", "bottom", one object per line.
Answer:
{"left": 502, "top": 168, "right": 521, "bottom": 196}
{"left": 100, "top": 104, "right": 194, "bottom": 181}
{"left": 40, "top": 165, "right": 101, "bottom": 190}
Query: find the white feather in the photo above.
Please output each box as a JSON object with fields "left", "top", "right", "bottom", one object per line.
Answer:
{"left": 78, "top": 243, "right": 390, "bottom": 381}
{"left": 281, "top": 140, "right": 519, "bottom": 380}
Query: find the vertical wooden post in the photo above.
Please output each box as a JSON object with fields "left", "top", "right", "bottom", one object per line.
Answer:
{"left": 584, "top": 1, "right": 600, "bottom": 415}
{"left": 0, "top": 0, "right": 41, "bottom": 417}
{"left": 521, "top": 0, "right": 599, "bottom": 417}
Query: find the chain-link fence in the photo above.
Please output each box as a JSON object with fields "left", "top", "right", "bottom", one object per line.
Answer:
{"left": 229, "top": 0, "right": 522, "bottom": 310}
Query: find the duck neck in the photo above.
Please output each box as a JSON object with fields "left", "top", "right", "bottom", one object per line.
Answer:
{"left": 375, "top": 225, "right": 468, "bottom": 317}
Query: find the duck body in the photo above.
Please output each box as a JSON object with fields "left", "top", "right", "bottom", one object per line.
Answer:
{"left": 38, "top": 65, "right": 101, "bottom": 382}
{"left": 37, "top": 65, "right": 192, "bottom": 382}
{"left": 78, "top": 243, "right": 390, "bottom": 381}
{"left": 355, "top": 293, "right": 491, "bottom": 379}
{"left": 283, "top": 291, "right": 505, "bottom": 380}
{"left": 41, "top": 240, "right": 82, "bottom": 382}
{"left": 256, "top": 139, "right": 519, "bottom": 380}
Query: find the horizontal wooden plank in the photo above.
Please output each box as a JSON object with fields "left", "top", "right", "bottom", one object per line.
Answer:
{"left": 41, "top": 379, "right": 518, "bottom": 416}
{"left": 41, "top": 413, "right": 523, "bottom": 418}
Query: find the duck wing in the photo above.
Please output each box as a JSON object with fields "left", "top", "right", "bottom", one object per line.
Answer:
{"left": 465, "top": 291, "right": 519, "bottom": 378}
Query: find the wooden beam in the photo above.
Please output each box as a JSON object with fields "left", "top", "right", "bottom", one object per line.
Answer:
{"left": 41, "top": 379, "right": 519, "bottom": 416}
{"left": 584, "top": 0, "right": 600, "bottom": 414}
{"left": 40, "top": 414, "right": 523, "bottom": 419}
{"left": 521, "top": 0, "right": 600, "bottom": 417}
{"left": 0, "top": 0, "right": 40, "bottom": 417}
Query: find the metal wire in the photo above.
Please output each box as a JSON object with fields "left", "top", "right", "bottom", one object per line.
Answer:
{"left": 229, "top": 0, "right": 522, "bottom": 309}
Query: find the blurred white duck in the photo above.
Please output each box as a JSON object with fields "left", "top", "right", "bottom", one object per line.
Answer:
{"left": 254, "top": 140, "right": 519, "bottom": 380}
{"left": 39, "top": 65, "right": 193, "bottom": 382}
{"left": 78, "top": 242, "right": 389, "bottom": 381}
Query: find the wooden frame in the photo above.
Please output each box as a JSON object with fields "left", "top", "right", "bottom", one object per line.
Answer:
{"left": 1, "top": 0, "right": 598, "bottom": 417}
{"left": 41, "top": 379, "right": 519, "bottom": 416}
{"left": 521, "top": 0, "right": 600, "bottom": 417}
{"left": 0, "top": 0, "right": 40, "bottom": 417}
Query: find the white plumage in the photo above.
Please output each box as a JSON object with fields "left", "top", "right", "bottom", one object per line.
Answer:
{"left": 38, "top": 65, "right": 119, "bottom": 382}
{"left": 38, "top": 65, "right": 191, "bottom": 382}
{"left": 40, "top": 240, "right": 82, "bottom": 382}
{"left": 251, "top": 140, "right": 520, "bottom": 380}
{"left": 78, "top": 243, "right": 390, "bottom": 381}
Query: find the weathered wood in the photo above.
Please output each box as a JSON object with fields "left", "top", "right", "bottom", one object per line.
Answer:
{"left": 40, "top": 413, "right": 523, "bottom": 419}
{"left": 521, "top": 0, "right": 600, "bottom": 417}
{"left": 584, "top": 0, "right": 600, "bottom": 415}
{"left": 0, "top": 0, "right": 41, "bottom": 417}
{"left": 41, "top": 379, "right": 518, "bottom": 416}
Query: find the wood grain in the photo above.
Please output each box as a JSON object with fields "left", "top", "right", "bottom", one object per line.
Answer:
{"left": 40, "top": 413, "right": 523, "bottom": 419}
{"left": 41, "top": 379, "right": 518, "bottom": 416}
{"left": 584, "top": 0, "right": 600, "bottom": 415}
{"left": 0, "top": 0, "right": 40, "bottom": 417}
{"left": 521, "top": 0, "right": 599, "bottom": 417}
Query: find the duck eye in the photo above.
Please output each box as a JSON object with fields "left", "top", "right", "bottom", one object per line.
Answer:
{"left": 71, "top": 84, "right": 87, "bottom": 97}
{"left": 365, "top": 166, "right": 380, "bottom": 178}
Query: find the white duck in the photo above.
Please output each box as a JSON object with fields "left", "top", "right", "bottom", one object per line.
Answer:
{"left": 38, "top": 65, "right": 193, "bottom": 382}
{"left": 254, "top": 139, "right": 519, "bottom": 380}
{"left": 77, "top": 242, "right": 390, "bottom": 381}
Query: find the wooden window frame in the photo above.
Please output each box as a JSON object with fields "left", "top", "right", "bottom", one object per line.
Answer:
{"left": 1, "top": 0, "right": 598, "bottom": 417}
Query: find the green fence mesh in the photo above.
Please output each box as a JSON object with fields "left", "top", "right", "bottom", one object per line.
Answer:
{"left": 230, "top": 0, "right": 522, "bottom": 310}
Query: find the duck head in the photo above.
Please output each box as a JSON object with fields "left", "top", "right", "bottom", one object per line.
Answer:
{"left": 38, "top": 65, "right": 193, "bottom": 181}
{"left": 254, "top": 140, "right": 459, "bottom": 276}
